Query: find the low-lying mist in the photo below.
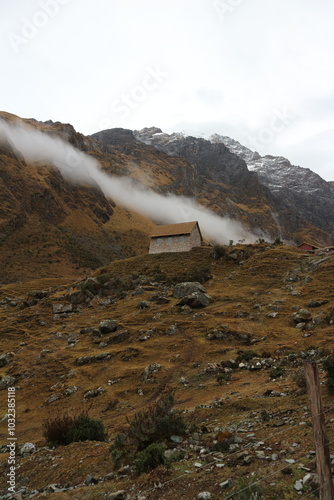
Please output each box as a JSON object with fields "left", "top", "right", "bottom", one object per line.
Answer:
{"left": 0, "top": 118, "right": 256, "bottom": 244}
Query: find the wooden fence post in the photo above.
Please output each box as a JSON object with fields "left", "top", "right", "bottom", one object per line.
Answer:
{"left": 304, "top": 361, "right": 334, "bottom": 500}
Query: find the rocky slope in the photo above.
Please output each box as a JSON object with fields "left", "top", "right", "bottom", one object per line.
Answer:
{"left": 1, "top": 244, "right": 334, "bottom": 499}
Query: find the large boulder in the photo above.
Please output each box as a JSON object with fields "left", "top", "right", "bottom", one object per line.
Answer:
{"left": 142, "top": 363, "right": 162, "bottom": 380}
{"left": 177, "top": 292, "right": 213, "bottom": 308}
{"left": 173, "top": 282, "right": 206, "bottom": 299}
{"left": 99, "top": 319, "right": 118, "bottom": 334}
{"left": 52, "top": 303, "right": 73, "bottom": 314}
{"left": 292, "top": 309, "right": 312, "bottom": 324}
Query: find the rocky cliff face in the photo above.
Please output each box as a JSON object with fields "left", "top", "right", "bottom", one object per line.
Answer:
{"left": 133, "top": 127, "right": 332, "bottom": 244}
{"left": 209, "top": 134, "right": 334, "bottom": 239}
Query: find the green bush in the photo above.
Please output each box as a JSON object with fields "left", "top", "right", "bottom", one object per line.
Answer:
{"left": 212, "top": 244, "right": 226, "bottom": 259}
{"left": 134, "top": 443, "right": 165, "bottom": 474}
{"left": 323, "top": 356, "right": 334, "bottom": 394}
{"left": 96, "top": 273, "right": 111, "bottom": 284}
{"left": 172, "top": 264, "right": 212, "bottom": 284}
{"left": 66, "top": 415, "right": 107, "bottom": 443}
{"left": 235, "top": 350, "right": 259, "bottom": 363}
{"left": 217, "top": 372, "right": 232, "bottom": 384}
{"left": 293, "top": 368, "right": 307, "bottom": 393}
{"left": 127, "top": 391, "right": 187, "bottom": 451}
{"left": 43, "top": 412, "right": 107, "bottom": 446}
{"left": 270, "top": 366, "right": 284, "bottom": 379}
{"left": 231, "top": 476, "right": 263, "bottom": 499}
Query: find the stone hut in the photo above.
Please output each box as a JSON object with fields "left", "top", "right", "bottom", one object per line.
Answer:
{"left": 149, "top": 221, "right": 203, "bottom": 254}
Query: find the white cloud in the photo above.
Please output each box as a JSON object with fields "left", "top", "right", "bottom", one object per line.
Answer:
{"left": 1, "top": 0, "right": 334, "bottom": 179}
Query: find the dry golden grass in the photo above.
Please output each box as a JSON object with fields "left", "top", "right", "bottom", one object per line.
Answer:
{"left": 0, "top": 245, "right": 334, "bottom": 498}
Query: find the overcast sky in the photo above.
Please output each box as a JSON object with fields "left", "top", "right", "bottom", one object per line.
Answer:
{"left": 1, "top": 0, "right": 334, "bottom": 180}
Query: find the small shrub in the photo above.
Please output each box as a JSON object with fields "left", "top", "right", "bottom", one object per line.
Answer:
{"left": 42, "top": 414, "right": 75, "bottom": 446}
{"left": 111, "top": 447, "right": 128, "bottom": 469}
{"left": 212, "top": 244, "right": 226, "bottom": 259}
{"left": 43, "top": 412, "right": 107, "bottom": 446}
{"left": 217, "top": 372, "right": 232, "bottom": 384}
{"left": 66, "top": 415, "right": 107, "bottom": 443}
{"left": 171, "top": 264, "right": 212, "bottom": 284}
{"left": 273, "top": 236, "right": 283, "bottom": 246}
{"left": 126, "top": 391, "right": 187, "bottom": 451}
{"left": 235, "top": 350, "right": 258, "bottom": 363}
{"left": 231, "top": 476, "right": 263, "bottom": 499}
{"left": 110, "top": 433, "right": 130, "bottom": 469}
{"left": 270, "top": 366, "right": 284, "bottom": 379}
{"left": 96, "top": 273, "right": 111, "bottom": 284}
{"left": 323, "top": 356, "right": 334, "bottom": 394}
{"left": 165, "top": 448, "right": 185, "bottom": 468}
{"left": 134, "top": 443, "right": 165, "bottom": 474}
{"left": 293, "top": 368, "right": 307, "bottom": 393}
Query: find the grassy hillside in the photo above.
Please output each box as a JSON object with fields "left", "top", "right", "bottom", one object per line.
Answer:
{"left": 0, "top": 244, "right": 333, "bottom": 498}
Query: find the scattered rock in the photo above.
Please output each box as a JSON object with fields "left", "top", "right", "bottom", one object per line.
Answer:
{"left": 20, "top": 443, "right": 35, "bottom": 456}
{"left": 76, "top": 352, "right": 114, "bottom": 365}
{"left": 52, "top": 303, "right": 73, "bottom": 314}
{"left": 294, "top": 480, "right": 303, "bottom": 491}
{"left": 106, "top": 491, "right": 126, "bottom": 500}
{"left": 85, "top": 474, "right": 99, "bottom": 485}
{"left": 69, "top": 290, "right": 89, "bottom": 305}
{"left": 308, "top": 299, "right": 328, "bottom": 308}
{"left": 0, "top": 376, "right": 15, "bottom": 390}
{"left": 138, "top": 300, "right": 150, "bottom": 309}
{"left": 0, "top": 353, "right": 11, "bottom": 367}
{"left": 170, "top": 435, "right": 183, "bottom": 443}
{"left": 220, "top": 479, "right": 233, "bottom": 489}
{"left": 173, "top": 282, "right": 206, "bottom": 299}
{"left": 197, "top": 491, "right": 211, "bottom": 499}
{"left": 99, "top": 320, "right": 118, "bottom": 334}
{"left": 64, "top": 386, "right": 78, "bottom": 396}
{"left": 109, "top": 330, "right": 130, "bottom": 344}
{"left": 292, "top": 309, "right": 312, "bottom": 324}
{"left": 142, "top": 363, "right": 161, "bottom": 380}
{"left": 84, "top": 386, "right": 106, "bottom": 399}
{"left": 177, "top": 292, "right": 213, "bottom": 308}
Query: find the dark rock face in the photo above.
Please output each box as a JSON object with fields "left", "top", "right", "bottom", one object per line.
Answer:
{"left": 133, "top": 128, "right": 334, "bottom": 244}
{"left": 92, "top": 128, "right": 136, "bottom": 147}
{"left": 210, "top": 134, "right": 334, "bottom": 242}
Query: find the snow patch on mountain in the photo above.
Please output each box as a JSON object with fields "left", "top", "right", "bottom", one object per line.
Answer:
{"left": 209, "top": 134, "right": 334, "bottom": 197}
